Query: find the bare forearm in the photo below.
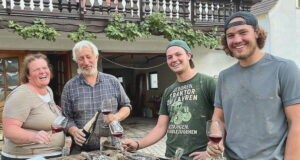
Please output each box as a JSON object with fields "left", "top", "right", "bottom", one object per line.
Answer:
{"left": 4, "top": 125, "right": 37, "bottom": 144}
{"left": 284, "top": 104, "right": 300, "bottom": 160}
{"left": 115, "top": 106, "right": 130, "bottom": 121}
{"left": 138, "top": 125, "right": 167, "bottom": 149}
{"left": 212, "top": 107, "right": 225, "bottom": 123}
{"left": 285, "top": 123, "right": 300, "bottom": 160}
{"left": 138, "top": 115, "right": 169, "bottom": 149}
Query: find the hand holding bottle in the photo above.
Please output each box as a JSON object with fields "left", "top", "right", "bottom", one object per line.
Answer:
{"left": 72, "top": 128, "right": 86, "bottom": 146}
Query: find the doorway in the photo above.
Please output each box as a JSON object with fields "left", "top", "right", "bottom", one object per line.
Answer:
{"left": 101, "top": 53, "right": 173, "bottom": 117}
{"left": 47, "top": 53, "right": 71, "bottom": 104}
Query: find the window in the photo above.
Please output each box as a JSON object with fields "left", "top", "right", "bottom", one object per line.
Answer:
{"left": 149, "top": 72, "right": 158, "bottom": 89}
{"left": 0, "top": 57, "right": 20, "bottom": 101}
{"left": 0, "top": 56, "right": 20, "bottom": 127}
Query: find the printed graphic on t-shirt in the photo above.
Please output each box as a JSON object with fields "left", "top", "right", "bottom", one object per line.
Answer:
{"left": 167, "top": 84, "right": 198, "bottom": 135}
{"left": 169, "top": 101, "right": 192, "bottom": 124}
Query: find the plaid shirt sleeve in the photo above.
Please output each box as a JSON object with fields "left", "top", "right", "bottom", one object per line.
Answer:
{"left": 61, "top": 81, "right": 77, "bottom": 132}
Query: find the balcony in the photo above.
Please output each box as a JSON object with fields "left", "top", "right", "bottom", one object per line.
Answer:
{"left": 0, "top": 0, "right": 257, "bottom": 32}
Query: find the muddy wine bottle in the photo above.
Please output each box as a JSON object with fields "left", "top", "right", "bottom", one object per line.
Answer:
{"left": 72, "top": 109, "right": 101, "bottom": 152}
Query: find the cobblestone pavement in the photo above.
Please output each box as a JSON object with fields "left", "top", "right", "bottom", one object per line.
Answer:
{"left": 122, "top": 117, "right": 167, "bottom": 159}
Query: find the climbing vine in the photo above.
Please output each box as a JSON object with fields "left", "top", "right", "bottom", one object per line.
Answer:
{"left": 105, "top": 12, "right": 220, "bottom": 49}
{"left": 7, "top": 18, "right": 59, "bottom": 42}
{"left": 6, "top": 13, "right": 220, "bottom": 49}
{"left": 68, "top": 24, "right": 97, "bottom": 43}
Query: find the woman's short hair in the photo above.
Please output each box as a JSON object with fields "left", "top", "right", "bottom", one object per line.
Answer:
{"left": 72, "top": 40, "right": 99, "bottom": 62}
{"left": 221, "top": 26, "right": 267, "bottom": 57}
{"left": 21, "top": 53, "right": 53, "bottom": 83}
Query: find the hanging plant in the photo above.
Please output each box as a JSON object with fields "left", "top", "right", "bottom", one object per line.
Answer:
{"left": 162, "top": 18, "right": 220, "bottom": 49}
{"left": 7, "top": 18, "right": 59, "bottom": 42}
{"left": 105, "top": 13, "right": 148, "bottom": 42}
{"left": 105, "top": 12, "right": 220, "bottom": 49}
{"left": 68, "top": 24, "right": 97, "bottom": 43}
{"left": 140, "top": 12, "right": 168, "bottom": 35}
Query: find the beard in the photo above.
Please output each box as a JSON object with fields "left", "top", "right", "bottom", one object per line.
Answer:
{"left": 232, "top": 44, "right": 256, "bottom": 60}
{"left": 77, "top": 63, "right": 98, "bottom": 76}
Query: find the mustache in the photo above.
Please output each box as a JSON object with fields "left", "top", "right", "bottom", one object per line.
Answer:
{"left": 77, "top": 64, "right": 98, "bottom": 75}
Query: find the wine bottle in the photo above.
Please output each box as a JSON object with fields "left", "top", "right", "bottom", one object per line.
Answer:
{"left": 82, "top": 109, "right": 101, "bottom": 146}
{"left": 71, "top": 109, "right": 101, "bottom": 153}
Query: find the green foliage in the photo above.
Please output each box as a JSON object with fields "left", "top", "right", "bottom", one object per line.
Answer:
{"left": 162, "top": 18, "right": 220, "bottom": 49}
{"left": 105, "top": 13, "right": 147, "bottom": 42}
{"left": 7, "top": 19, "right": 59, "bottom": 42}
{"left": 68, "top": 25, "right": 97, "bottom": 43}
{"left": 105, "top": 12, "right": 220, "bottom": 49}
{"left": 140, "top": 12, "right": 168, "bottom": 35}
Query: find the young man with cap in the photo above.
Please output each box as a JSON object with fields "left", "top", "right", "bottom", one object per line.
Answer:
{"left": 207, "top": 11, "right": 300, "bottom": 159}
{"left": 123, "top": 40, "right": 216, "bottom": 160}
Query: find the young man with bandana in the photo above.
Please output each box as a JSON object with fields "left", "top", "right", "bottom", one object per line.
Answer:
{"left": 207, "top": 11, "right": 300, "bottom": 160}
{"left": 123, "top": 40, "right": 216, "bottom": 160}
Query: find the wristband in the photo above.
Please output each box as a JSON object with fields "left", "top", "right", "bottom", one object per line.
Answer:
{"left": 135, "top": 141, "right": 140, "bottom": 150}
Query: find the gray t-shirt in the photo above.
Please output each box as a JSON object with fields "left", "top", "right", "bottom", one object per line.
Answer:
{"left": 214, "top": 54, "right": 300, "bottom": 160}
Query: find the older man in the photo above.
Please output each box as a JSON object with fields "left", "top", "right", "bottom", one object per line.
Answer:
{"left": 61, "top": 40, "right": 131, "bottom": 153}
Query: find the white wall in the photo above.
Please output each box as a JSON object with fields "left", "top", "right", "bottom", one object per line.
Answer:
{"left": 192, "top": 47, "right": 237, "bottom": 77}
{"left": 296, "top": 1, "right": 300, "bottom": 62}
{"left": 260, "top": 0, "right": 300, "bottom": 66}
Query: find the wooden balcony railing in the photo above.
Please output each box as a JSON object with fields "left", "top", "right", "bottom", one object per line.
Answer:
{"left": 0, "top": 0, "right": 253, "bottom": 26}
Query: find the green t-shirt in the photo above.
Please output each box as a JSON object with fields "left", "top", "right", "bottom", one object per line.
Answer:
{"left": 159, "top": 73, "right": 216, "bottom": 160}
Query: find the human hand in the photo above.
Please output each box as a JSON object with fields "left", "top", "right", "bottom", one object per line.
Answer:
{"left": 121, "top": 139, "right": 139, "bottom": 151}
{"left": 189, "top": 151, "right": 208, "bottom": 160}
{"left": 72, "top": 128, "right": 86, "bottom": 146}
{"left": 32, "top": 131, "right": 51, "bottom": 144}
{"left": 56, "top": 105, "right": 62, "bottom": 111}
{"left": 104, "top": 114, "right": 119, "bottom": 125}
{"left": 206, "top": 141, "right": 224, "bottom": 158}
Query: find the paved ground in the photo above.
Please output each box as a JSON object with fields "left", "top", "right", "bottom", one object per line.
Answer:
{"left": 122, "top": 117, "right": 167, "bottom": 159}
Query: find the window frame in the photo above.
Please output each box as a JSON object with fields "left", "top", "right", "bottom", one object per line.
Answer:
{"left": 148, "top": 72, "right": 158, "bottom": 89}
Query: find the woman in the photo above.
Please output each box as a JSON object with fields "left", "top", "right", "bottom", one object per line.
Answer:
{"left": 2, "top": 53, "right": 65, "bottom": 159}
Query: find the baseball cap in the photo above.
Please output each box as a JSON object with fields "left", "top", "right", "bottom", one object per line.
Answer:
{"left": 166, "top": 40, "right": 191, "bottom": 53}
{"left": 224, "top": 11, "right": 258, "bottom": 31}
